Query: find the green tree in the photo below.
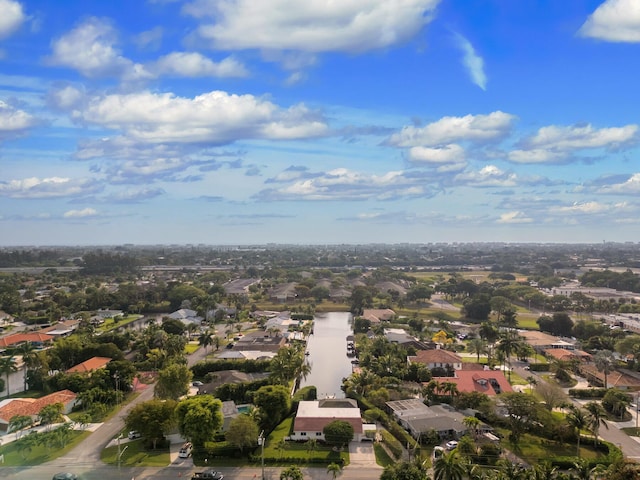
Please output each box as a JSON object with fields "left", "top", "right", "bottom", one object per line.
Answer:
{"left": 175, "top": 395, "right": 223, "bottom": 447}
{"left": 322, "top": 420, "right": 354, "bottom": 447}
{"left": 468, "top": 338, "right": 487, "bottom": 363}
{"left": 252, "top": 385, "right": 291, "bottom": 429}
{"left": 38, "top": 402, "right": 64, "bottom": 430}
{"left": 155, "top": 362, "right": 193, "bottom": 400}
{"left": 225, "top": 414, "right": 259, "bottom": 454}
{"left": 380, "top": 461, "right": 428, "bottom": 480}
{"left": 125, "top": 399, "right": 177, "bottom": 449}
{"left": 566, "top": 406, "right": 588, "bottom": 457}
{"left": 0, "top": 355, "right": 18, "bottom": 398}
{"left": 8, "top": 414, "right": 33, "bottom": 438}
{"left": 327, "top": 462, "right": 343, "bottom": 479}
{"left": 198, "top": 330, "right": 214, "bottom": 353}
{"left": 500, "top": 392, "right": 539, "bottom": 444}
{"left": 280, "top": 466, "right": 303, "bottom": 480}
{"left": 585, "top": 401, "right": 609, "bottom": 446}
{"left": 17, "top": 343, "right": 39, "bottom": 392}
{"left": 433, "top": 450, "right": 465, "bottom": 480}
{"left": 593, "top": 350, "right": 616, "bottom": 389}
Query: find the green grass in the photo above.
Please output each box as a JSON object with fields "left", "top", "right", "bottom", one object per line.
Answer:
{"left": 621, "top": 427, "right": 640, "bottom": 437}
{"left": 496, "top": 429, "right": 606, "bottom": 463}
{"left": 517, "top": 315, "right": 540, "bottom": 330}
{"left": 101, "top": 439, "right": 170, "bottom": 467}
{"left": 0, "top": 430, "right": 91, "bottom": 466}
{"left": 185, "top": 342, "right": 200, "bottom": 354}
{"left": 508, "top": 372, "right": 530, "bottom": 386}
{"left": 97, "top": 314, "right": 144, "bottom": 332}
{"left": 373, "top": 443, "right": 394, "bottom": 467}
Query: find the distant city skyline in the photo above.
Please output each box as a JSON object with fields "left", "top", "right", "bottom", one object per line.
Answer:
{"left": 1, "top": 0, "right": 640, "bottom": 246}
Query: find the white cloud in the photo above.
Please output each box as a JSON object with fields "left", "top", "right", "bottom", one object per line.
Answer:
{"left": 596, "top": 173, "right": 640, "bottom": 194}
{"left": 550, "top": 201, "right": 630, "bottom": 215}
{"left": 184, "top": 0, "right": 440, "bottom": 53}
{"left": 0, "top": 100, "right": 37, "bottom": 137}
{"left": 388, "top": 111, "right": 515, "bottom": 147}
{"left": 134, "top": 26, "right": 163, "bottom": 50}
{"left": 408, "top": 144, "right": 465, "bottom": 164}
{"left": 48, "top": 17, "right": 149, "bottom": 80}
{"left": 524, "top": 123, "right": 637, "bottom": 150}
{"left": 497, "top": 211, "right": 533, "bottom": 224}
{"left": 579, "top": 0, "right": 640, "bottom": 43}
{"left": 151, "top": 52, "right": 248, "bottom": 78}
{"left": 0, "top": 177, "right": 101, "bottom": 198}
{"left": 63, "top": 208, "right": 98, "bottom": 218}
{"left": 0, "top": 0, "right": 25, "bottom": 39}
{"left": 454, "top": 165, "right": 519, "bottom": 187}
{"left": 47, "top": 85, "right": 86, "bottom": 111}
{"left": 507, "top": 149, "right": 567, "bottom": 164}
{"left": 73, "top": 90, "right": 329, "bottom": 144}
{"left": 454, "top": 33, "right": 487, "bottom": 90}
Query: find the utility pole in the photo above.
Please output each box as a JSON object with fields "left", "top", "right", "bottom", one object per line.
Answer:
{"left": 117, "top": 434, "right": 128, "bottom": 475}
{"left": 258, "top": 430, "right": 265, "bottom": 480}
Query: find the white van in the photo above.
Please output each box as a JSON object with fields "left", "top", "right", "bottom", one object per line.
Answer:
{"left": 178, "top": 442, "right": 193, "bottom": 458}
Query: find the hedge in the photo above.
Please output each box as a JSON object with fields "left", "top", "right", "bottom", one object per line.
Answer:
{"left": 527, "top": 363, "right": 550, "bottom": 372}
{"left": 568, "top": 388, "right": 608, "bottom": 398}
{"left": 191, "top": 359, "right": 272, "bottom": 377}
{"left": 380, "top": 430, "right": 403, "bottom": 459}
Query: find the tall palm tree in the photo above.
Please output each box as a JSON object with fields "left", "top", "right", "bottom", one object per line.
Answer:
{"left": 566, "top": 405, "right": 588, "bottom": 457}
{"left": 462, "top": 416, "right": 481, "bottom": 440}
{"left": 468, "top": 338, "right": 487, "bottom": 363}
{"left": 496, "top": 330, "right": 522, "bottom": 381}
{"left": 570, "top": 458, "right": 606, "bottom": 480}
{"left": 0, "top": 356, "right": 18, "bottom": 398}
{"left": 433, "top": 450, "right": 465, "bottom": 480}
{"left": 585, "top": 401, "right": 609, "bottom": 446}
{"left": 198, "top": 330, "right": 214, "bottom": 353}
{"left": 593, "top": 350, "right": 615, "bottom": 389}
{"left": 16, "top": 343, "right": 38, "bottom": 393}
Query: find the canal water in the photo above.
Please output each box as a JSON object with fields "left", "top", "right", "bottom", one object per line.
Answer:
{"left": 300, "top": 311, "right": 354, "bottom": 399}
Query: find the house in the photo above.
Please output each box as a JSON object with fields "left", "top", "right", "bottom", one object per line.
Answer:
{"left": 290, "top": 399, "right": 365, "bottom": 442}
{"left": 386, "top": 399, "right": 482, "bottom": 441}
{"left": 0, "top": 332, "right": 54, "bottom": 350}
{"left": 66, "top": 356, "right": 112, "bottom": 374}
{"left": 0, "top": 389, "right": 77, "bottom": 435}
{"left": 520, "top": 330, "right": 576, "bottom": 353}
{"left": 233, "top": 331, "right": 286, "bottom": 352}
{"left": 39, "top": 319, "right": 80, "bottom": 338}
{"left": 168, "top": 309, "right": 203, "bottom": 325}
{"left": 196, "top": 370, "right": 270, "bottom": 395}
{"left": 268, "top": 282, "right": 298, "bottom": 302}
{"left": 384, "top": 328, "right": 430, "bottom": 350}
{"left": 577, "top": 365, "right": 640, "bottom": 391}
{"left": 434, "top": 370, "right": 513, "bottom": 396}
{"left": 408, "top": 348, "right": 463, "bottom": 371}
{"left": 216, "top": 350, "right": 277, "bottom": 361}
{"left": 544, "top": 348, "right": 591, "bottom": 363}
{"left": 361, "top": 309, "right": 395, "bottom": 324}
{"left": 223, "top": 278, "right": 260, "bottom": 296}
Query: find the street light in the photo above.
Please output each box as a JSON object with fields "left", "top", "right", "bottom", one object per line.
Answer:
{"left": 117, "top": 434, "right": 128, "bottom": 475}
{"left": 258, "top": 430, "right": 265, "bottom": 480}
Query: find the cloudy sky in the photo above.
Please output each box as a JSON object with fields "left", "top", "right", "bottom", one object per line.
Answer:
{"left": 1, "top": 0, "right": 640, "bottom": 246}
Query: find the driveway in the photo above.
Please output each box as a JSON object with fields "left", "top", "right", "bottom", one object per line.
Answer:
{"left": 347, "top": 441, "right": 379, "bottom": 468}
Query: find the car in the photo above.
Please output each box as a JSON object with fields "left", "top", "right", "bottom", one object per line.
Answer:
{"left": 523, "top": 365, "right": 531, "bottom": 370}
{"left": 192, "top": 381, "right": 204, "bottom": 386}
{"left": 128, "top": 430, "right": 141, "bottom": 439}
{"left": 52, "top": 473, "right": 78, "bottom": 480}
{"left": 445, "top": 440, "right": 459, "bottom": 450}
{"left": 179, "top": 442, "right": 193, "bottom": 458}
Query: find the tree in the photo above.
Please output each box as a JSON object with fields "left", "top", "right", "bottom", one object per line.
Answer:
{"left": 602, "top": 389, "right": 632, "bottom": 420}
{"left": 155, "top": 362, "right": 193, "bottom": 400}
{"left": 535, "top": 381, "right": 567, "bottom": 411}
{"left": 17, "top": 343, "right": 39, "bottom": 393}
{"left": 500, "top": 392, "right": 539, "bottom": 444}
{"left": 225, "top": 415, "right": 259, "bottom": 454}
{"left": 462, "top": 416, "right": 480, "bottom": 440}
{"left": 280, "top": 466, "right": 303, "bottom": 480}
{"left": 380, "top": 461, "right": 428, "bottom": 480}
{"left": 252, "top": 385, "right": 291, "bottom": 430}
{"left": 175, "top": 395, "right": 223, "bottom": 447}
{"left": 468, "top": 338, "right": 487, "bottom": 363}
{"left": 593, "top": 350, "right": 616, "bottom": 389}
{"left": 8, "top": 414, "right": 33, "bottom": 438}
{"left": 327, "top": 462, "right": 343, "bottom": 479}
{"left": 566, "top": 406, "right": 587, "bottom": 457}
{"left": 323, "top": 420, "right": 354, "bottom": 447}
{"left": 38, "top": 402, "right": 64, "bottom": 430}
{"left": 433, "top": 450, "right": 465, "bottom": 480}
{"left": 584, "top": 401, "right": 609, "bottom": 446}
{"left": 198, "top": 331, "right": 214, "bottom": 353}
{"left": 0, "top": 356, "right": 18, "bottom": 398}
{"left": 125, "top": 399, "right": 177, "bottom": 449}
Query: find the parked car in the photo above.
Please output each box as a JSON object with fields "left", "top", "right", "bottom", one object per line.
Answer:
{"left": 445, "top": 440, "right": 458, "bottom": 450}
{"left": 191, "top": 470, "right": 223, "bottom": 480}
{"left": 52, "top": 473, "right": 78, "bottom": 480}
{"left": 128, "top": 430, "right": 141, "bottom": 439}
{"left": 179, "top": 442, "right": 193, "bottom": 458}
{"left": 192, "top": 381, "right": 204, "bottom": 386}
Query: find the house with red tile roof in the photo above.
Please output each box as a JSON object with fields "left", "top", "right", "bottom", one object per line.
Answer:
{"left": 544, "top": 348, "right": 591, "bottom": 363}
{"left": 434, "top": 370, "right": 513, "bottom": 396}
{"left": 291, "top": 399, "right": 364, "bottom": 442}
{"left": 66, "top": 356, "right": 112, "bottom": 374}
{"left": 0, "top": 389, "right": 77, "bottom": 434}
{"left": 408, "top": 348, "right": 463, "bottom": 371}
{"left": 0, "top": 332, "right": 54, "bottom": 349}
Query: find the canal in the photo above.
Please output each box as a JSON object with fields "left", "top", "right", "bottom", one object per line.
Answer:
{"left": 300, "top": 311, "right": 354, "bottom": 399}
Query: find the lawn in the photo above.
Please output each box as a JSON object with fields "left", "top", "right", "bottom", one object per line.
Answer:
{"left": 101, "top": 438, "right": 170, "bottom": 467}
{"left": 496, "top": 429, "right": 607, "bottom": 464}
{"left": 185, "top": 342, "right": 200, "bottom": 354}
{"left": 517, "top": 315, "right": 540, "bottom": 330}
{"left": 0, "top": 430, "right": 92, "bottom": 466}
{"left": 373, "top": 443, "right": 394, "bottom": 467}
{"left": 97, "top": 314, "right": 144, "bottom": 332}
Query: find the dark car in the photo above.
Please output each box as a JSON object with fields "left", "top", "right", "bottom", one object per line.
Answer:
{"left": 53, "top": 473, "right": 78, "bottom": 480}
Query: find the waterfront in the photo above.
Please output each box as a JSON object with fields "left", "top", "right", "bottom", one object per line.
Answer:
{"left": 300, "top": 311, "right": 354, "bottom": 398}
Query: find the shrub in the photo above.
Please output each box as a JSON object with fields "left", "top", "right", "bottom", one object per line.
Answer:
{"left": 527, "top": 363, "right": 550, "bottom": 372}
{"left": 380, "top": 430, "right": 403, "bottom": 459}
{"left": 568, "top": 388, "right": 607, "bottom": 398}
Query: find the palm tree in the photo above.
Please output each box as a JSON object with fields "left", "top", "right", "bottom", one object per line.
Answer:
{"left": 566, "top": 405, "right": 588, "bottom": 457}
{"left": 496, "top": 330, "right": 522, "bottom": 381}
{"left": 462, "top": 416, "right": 481, "bottom": 440}
{"left": 468, "top": 338, "right": 487, "bottom": 363}
{"left": 198, "top": 331, "right": 214, "bottom": 353}
{"left": 16, "top": 343, "right": 38, "bottom": 393}
{"left": 433, "top": 450, "right": 465, "bottom": 480}
{"left": 585, "top": 401, "right": 609, "bottom": 446}
{"left": 570, "top": 458, "right": 606, "bottom": 480}
{"left": 593, "top": 350, "right": 615, "bottom": 389}
{"left": 0, "top": 356, "right": 18, "bottom": 398}
{"left": 326, "top": 462, "right": 342, "bottom": 479}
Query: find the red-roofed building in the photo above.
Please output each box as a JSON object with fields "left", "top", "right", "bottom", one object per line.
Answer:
{"left": 408, "top": 348, "right": 463, "bottom": 371}
{"left": 544, "top": 348, "right": 591, "bottom": 363}
{"left": 0, "top": 389, "right": 77, "bottom": 434}
{"left": 0, "top": 332, "right": 54, "bottom": 349}
{"left": 66, "top": 356, "right": 112, "bottom": 374}
{"left": 434, "top": 370, "right": 513, "bottom": 396}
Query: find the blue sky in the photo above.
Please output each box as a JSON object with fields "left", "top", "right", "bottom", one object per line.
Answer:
{"left": 1, "top": 0, "right": 640, "bottom": 246}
